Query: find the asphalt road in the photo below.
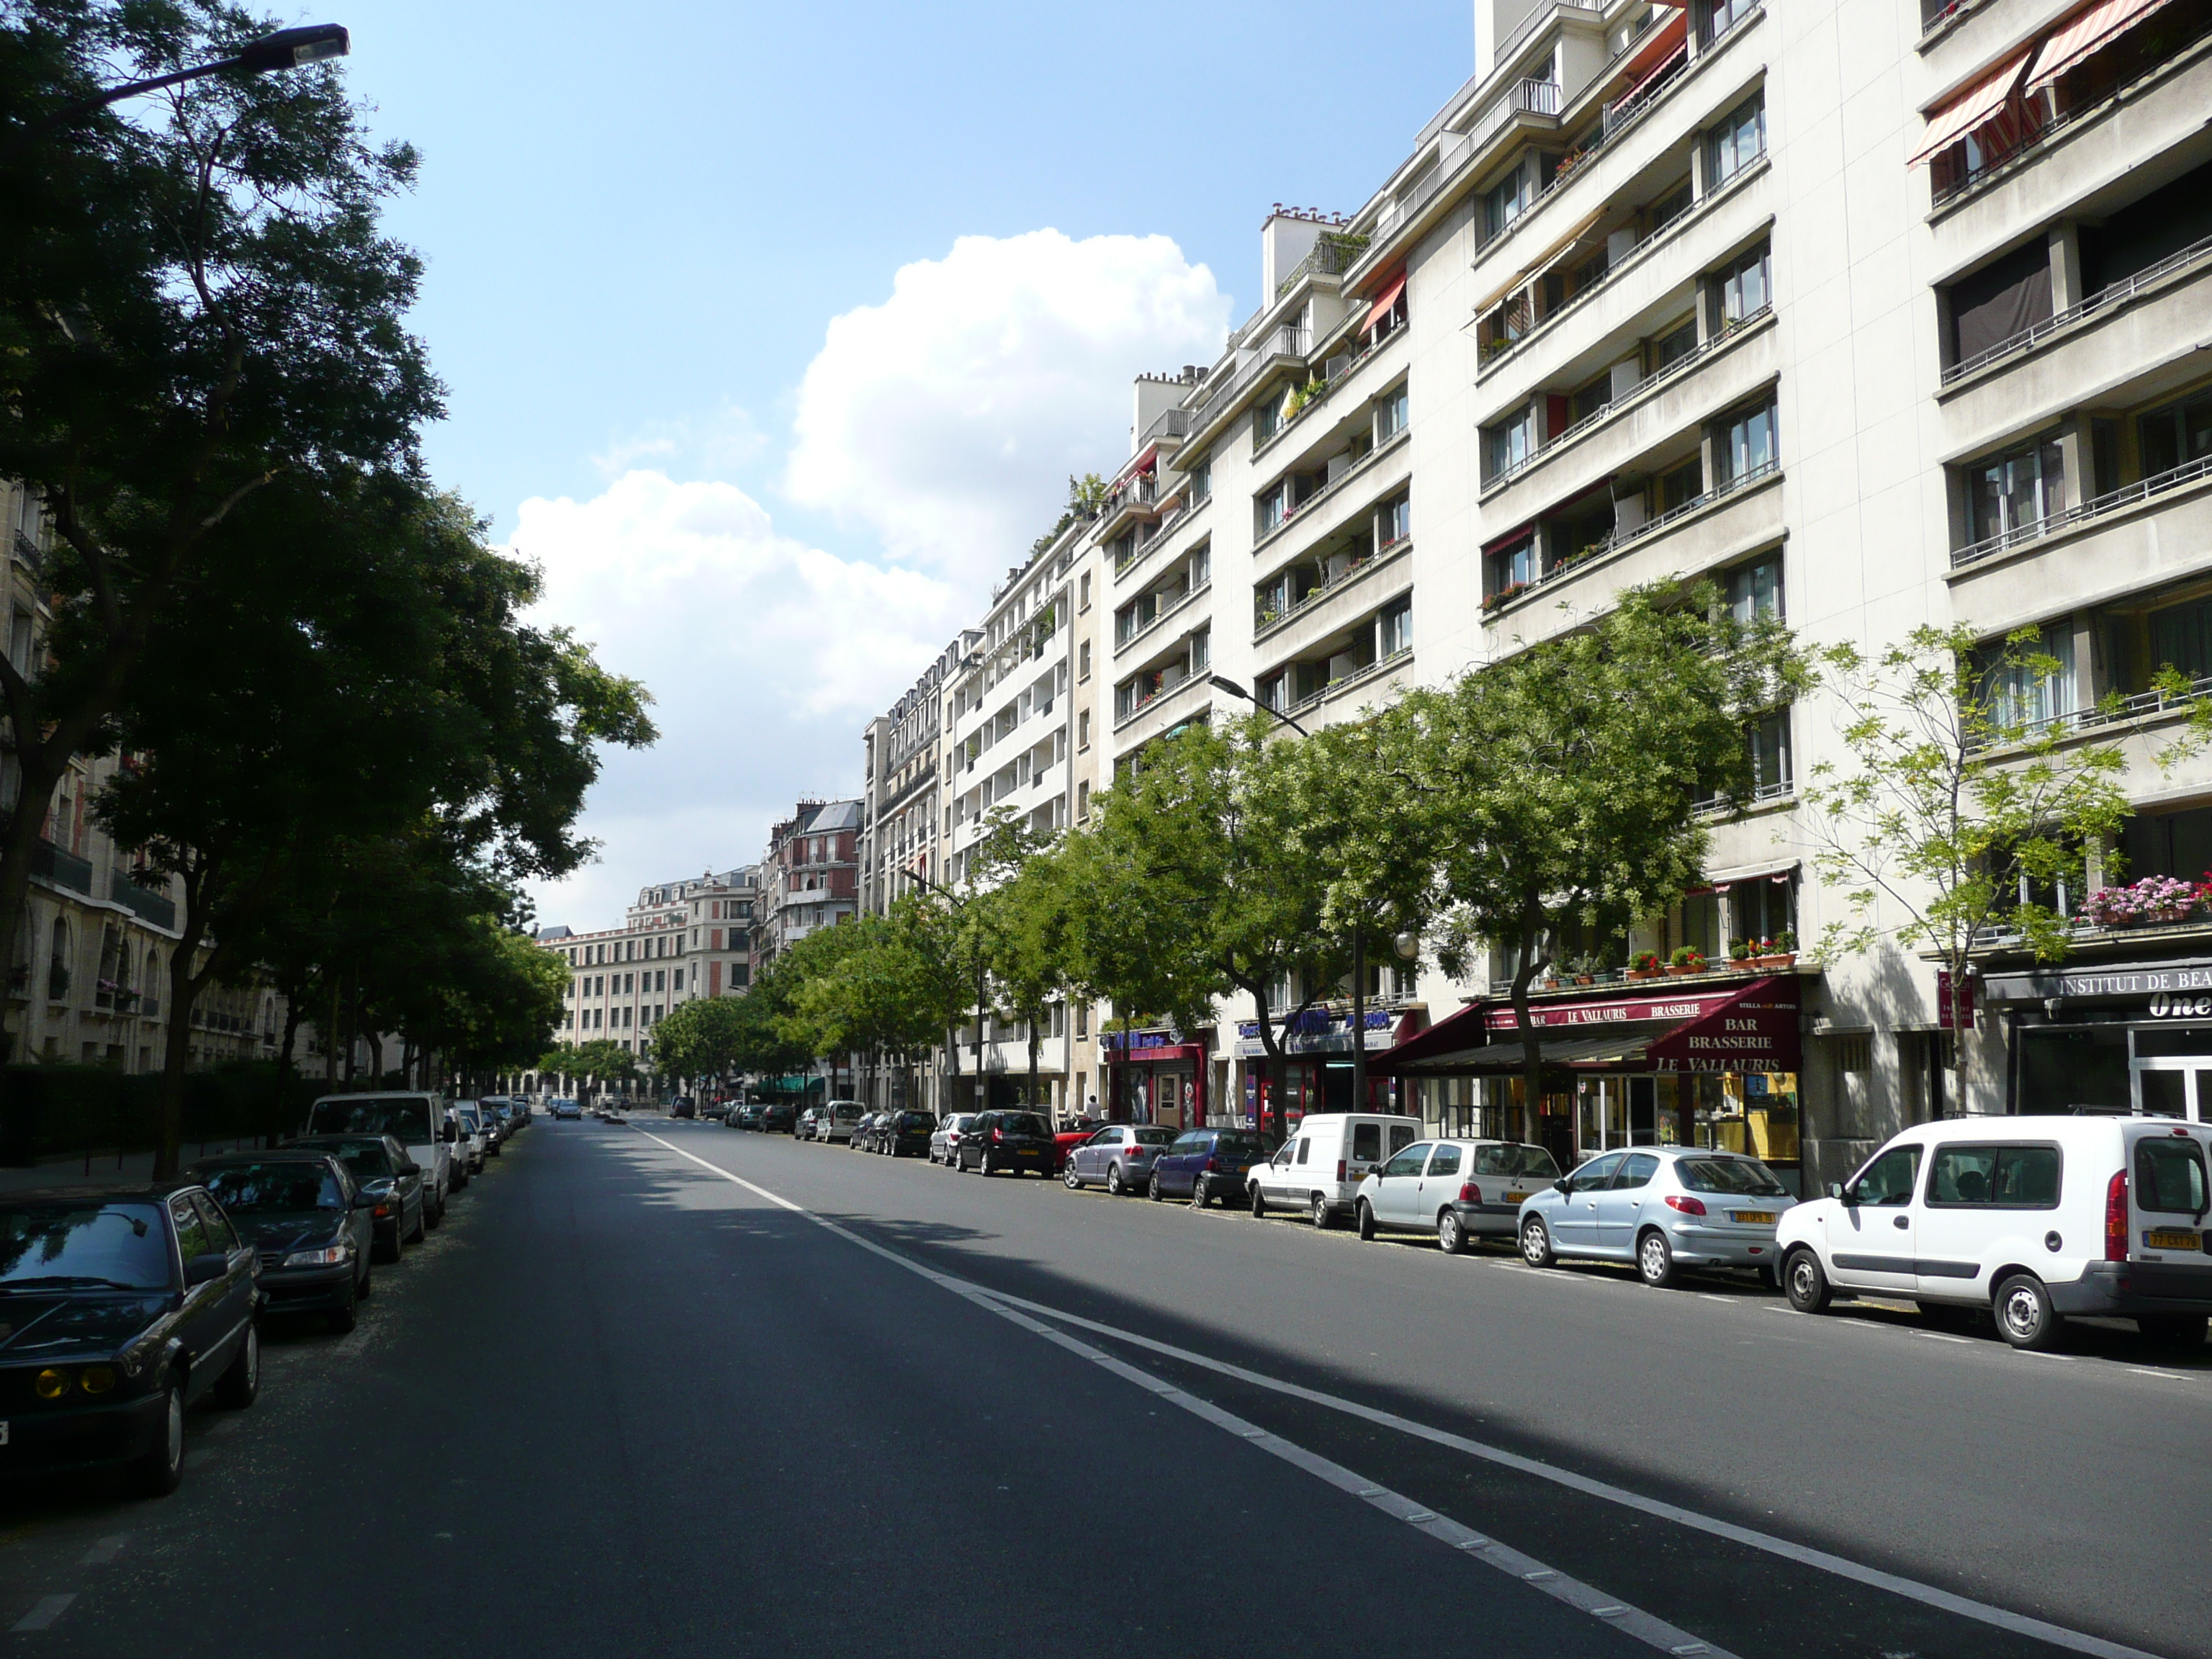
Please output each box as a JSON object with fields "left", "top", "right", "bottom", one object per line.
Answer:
{"left": 4, "top": 1117, "right": 2207, "bottom": 1659}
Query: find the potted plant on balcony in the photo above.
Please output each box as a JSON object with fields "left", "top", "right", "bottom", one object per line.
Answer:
{"left": 2082, "top": 874, "right": 2199, "bottom": 928}
{"left": 1666, "top": 945, "right": 1707, "bottom": 976}
{"left": 1483, "top": 581, "right": 1530, "bottom": 614}
{"left": 1751, "top": 932, "right": 1798, "bottom": 970}
{"left": 1565, "top": 953, "right": 1597, "bottom": 986}
{"left": 1728, "top": 938, "right": 1753, "bottom": 966}
{"left": 1626, "top": 950, "right": 1663, "bottom": 982}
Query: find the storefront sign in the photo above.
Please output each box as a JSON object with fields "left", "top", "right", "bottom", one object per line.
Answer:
{"left": 1101, "top": 1026, "right": 1201, "bottom": 1063}
{"left": 1984, "top": 958, "right": 2212, "bottom": 1004}
{"left": 1937, "top": 969, "right": 1975, "bottom": 1029}
{"left": 1234, "top": 1007, "right": 1397, "bottom": 1057}
{"left": 1478, "top": 987, "right": 1767, "bottom": 1031}
{"left": 2149, "top": 993, "right": 2212, "bottom": 1017}
{"left": 1647, "top": 998, "right": 1801, "bottom": 1073}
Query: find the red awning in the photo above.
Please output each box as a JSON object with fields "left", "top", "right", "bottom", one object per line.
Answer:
{"left": 1481, "top": 521, "right": 1537, "bottom": 555}
{"left": 1370, "top": 976, "right": 1802, "bottom": 1076}
{"left": 1619, "top": 11, "right": 1689, "bottom": 91}
{"left": 1364, "top": 269, "right": 1408, "bottom": 333}
{"left": 1907, "top": 44, "right": 2033, "bottom": 166}
{"left": 2028, "top": 0, "right": 2177, "bottom": 89}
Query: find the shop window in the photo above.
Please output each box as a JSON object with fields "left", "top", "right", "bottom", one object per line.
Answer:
{"left": 1706, "top": 92, "right": 1766, "bottom": 189}
{"left": 1964, "top": 433, "right": 2066, "bottom": 547}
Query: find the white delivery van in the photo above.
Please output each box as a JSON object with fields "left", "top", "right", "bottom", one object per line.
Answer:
{"left": 1776, "top": 1115, "right": 2212, "bottom": 1350}
{"left": 1249, "top": 1112, "right": 1421, "bottom": 1228}
{"left": 305, "top": 1092, "right": 455, "bottom": 1227}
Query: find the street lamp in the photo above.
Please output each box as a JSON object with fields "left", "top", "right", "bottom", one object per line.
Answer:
{"left": 13, "top": 25, "right": 350, "bottom": 153}
{"left": 1207, "top": 673, "right": 1307, "bottom": 737}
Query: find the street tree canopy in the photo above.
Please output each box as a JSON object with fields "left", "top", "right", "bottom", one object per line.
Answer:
{"left": 651, "top": 995, "right": 749, "bottom": 1086}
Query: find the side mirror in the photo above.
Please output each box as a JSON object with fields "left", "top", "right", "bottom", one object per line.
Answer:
{"left": 354, "top": 1192, "right": 377, "bottom": 1209}
{"left": 444, "top": 1123, "right": 458, "bottom": 1143}
{"left": 185, "top": 1252, "right": 227, "bottom": 1287}
{"left": 1826, "top": 1181, "right": 1845, "bottom": 1200}
{"left": 1555, "top": 1177, "right": 1574, "bottom": 1197}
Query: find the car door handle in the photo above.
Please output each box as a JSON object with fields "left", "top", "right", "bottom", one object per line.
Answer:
{"left": 1893, "top": 1215, "right": 1910, "bottom": 1229}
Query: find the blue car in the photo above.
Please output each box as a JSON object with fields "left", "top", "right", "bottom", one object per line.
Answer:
{"left": 1148, "top": 1128, "right": 1271, "bottom": 1208}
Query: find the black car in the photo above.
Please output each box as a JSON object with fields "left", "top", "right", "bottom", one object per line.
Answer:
{"left": 192, "top": 1154, "right": 375, "bottom": 1332}
{"left": 884, "top": 1110, "right": 938, "bottom": 1157}
{"left": 670, "top": 1097, "right": 697, "bottom": 1120}
{"left": 957, "top": 1110, "right": 1056, "bottom": 1177}
{"left": 289, "top": 1134, "right": 426, "bottom": 1262}
{"left": 760, "top": 1103, "right": 799, "bottom": 1134}
{"left": 0, "top": 1183, "right": 260, "bottom": 1496}
{"left": 851, "top": 1112, "right": 889, "bottom": 1152}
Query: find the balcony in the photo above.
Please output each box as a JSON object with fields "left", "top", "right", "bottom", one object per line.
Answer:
{"left": 1252, "top": 427, "right": 1412, "bottom": 564}
{"left": 1282, "top": 647, "right": 1413, "bottom": 719}
{"left": 1273, "top": 230, "right": 1369, "bottom": 302}
{"left": 1951, "top": 454, "right": 2212, "bottom": 570}
{"left": 1257, "top": 538, "right": 1412, "bottom": 649}
{"left": 31, "top": 838, "right": 92, "bottom": 896}
{"left": 110, "top": 869, "right": 177, "bottom": 930}
{"left": 1944, "top": 233, "right": 2212, "bottom": 392}
{"left": 1114, "top": 578, "right": 1210, "bottom": 661}
{"left": 1183, "top": 322, "right": 1314, "bottom": 450}
{"left": 1113, "top": 486, "right": 1208, "bottom": 582}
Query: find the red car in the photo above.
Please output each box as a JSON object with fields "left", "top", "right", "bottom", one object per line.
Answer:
{"left": 1054, "top": 1118, "right": 1108, "bottom": 1172}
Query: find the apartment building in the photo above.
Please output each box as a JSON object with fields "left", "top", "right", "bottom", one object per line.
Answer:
{"left": 759, "top": 799, "right": 862, "bottom": 968}
{"left": 1071, "top": 0, "right": 2212, "bottom": 1185}
{"left": 542, "top": 866, "right": 760, "bottom": 1064}
{"left": 860, "top": 636, "right": 973, "bottom": 914}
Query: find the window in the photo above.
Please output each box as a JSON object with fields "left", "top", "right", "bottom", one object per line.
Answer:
{"left": 1653, "top": 317, "right": 1698, "bottom": 372}
{"left": 1076, "top": 780, "right": 1091, "bottom": 819}
{"left": 1614, "top": 1151, "right": 1660, "bottom": 1190}
{"left": 1715, "top": 241, "right": 1771, "bottom": 325}
{"left": 1575, "top": 1151, "right": 1626, "bottom": 1187}
{"left": 2138, "top": 389, "right": 2212, "bottom": 480}
{"left": 1079, "top": 572, "right": 1091, "bottom": 612}
{"left": 1254, "top": 396, "right": 1281, "bottom": 446}
{"left": 1966, "top": 435, "right": 2066, "bottom": 546}
{"left": 1701, "top": 0, "right": 1758, "bottom": 46}
{"left": 1378, "top": 596, "right": 1412, "bottom": 657}
{"left": 1488, "top": 534, "right": 1537, "bottom": 597}
{"left": 1649, "top": 178, "right": 1694, "bottom": 234}
{"left": 1747, "top": 709, "right": 1791, "bottom": 796}
{"left": 1977, "top": 624, "right": 2076, "bottom": 731}
{"left": 1426, "top": 1143, "right": 1462, "bottom": 1177}
{"left": 1351, "top": 1123, "right": 1382, "bottom": 1161}
{"left": 1077, "top": 710, "right": 1090, "bottom": 750}
{"left": 1382, "top": 1144, "right": 1429, "bottom": 1178}
{"left": 1715, "top": 399, "right": 1778, "bottom": 485}
{"left": 1078, "top": 641, "right": 1091, "bottom": 680}
{"left": 1707, "top": 92, "right": 1766, "bottom": 189}
{"left": 1483, "top": 161, "right": 1535, "bottom": 240}
{"left": 1848, "top": 1143, "right": 1922, "bottom": 1205}
{"left": 1727, "top": 553, "right": 1783, "bottom": 623}
{"left": 1378, "top": 493, "right": 1411, "bottom": 547}
{"left": 1484, "top": 407, "right": 1536, "bottom": 480}
{"left": 673, "top": 968, "right": 684, "bottom": 990}
{"left": 1927, "top": 1144, "right": 2062, "bottom": 1208}
{"left": 1190, "top": 458, "right": 1212, "bottom": 502}
{"left": 2137, "top": 1138, "right": 2210, "bottom": 1214}
{"left": 1946, "top": 240, "right": 2052, "bottom": 368}
{"left": 1836, "top": 1033, "right": 1871, "bottom": 1074}
{"left": 1657, "top": 457, "right": 1702, "bottom": 512}
{"left": 1376, "top": 387, "right": 1408, "bottom": 443}
{"left": 1190, "top": 629, "right": 1210, "bottom": 672}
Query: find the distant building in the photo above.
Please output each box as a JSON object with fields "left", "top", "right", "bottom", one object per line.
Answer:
{"left": 759, "top": 799, "right": 862, "bottom": 968}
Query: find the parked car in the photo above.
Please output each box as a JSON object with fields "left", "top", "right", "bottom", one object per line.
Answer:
{"left": 956, "top": 1110, "right": 1056, "bottom": 1177}
{"left": 1777, "top": 1115, "right": 2212, "bottom": 1350}
{"left": 762, "top": 1103, "right": 799, "bottom": 1134}
{"left": 1052, "top": 1117, "right": 1108, "bottom": 1172}
{"left": 884, "top": 1110, "right": 937, "bottom": 1157}
{"left": 930, "top": 1113, "right": 977, "bottom": 1166}
{"left": 734, "top": 1103, "right": 765, "bottom": 1130}
{"left": 305, "top": 1091, "right": 453, "bottom": 1223}
{"left": 0, "top": 1183, "right": 260, "bottom": 1495}
{"left": 193, "top": 1152, "right": 376, "bottom": 1331}
{"left": 1355, "top": 1139, "right": 1560, "bottom": 1253}
{"left": 818, "top": 1100, "right": 866, "bottom": 1143}
{"left": 289, "top": 1134, "right": 426, "bottom": 1262}
{"left": 1148, "top": 1128, "right": 1269, "bottom": 1207}
{"left": 1516, "top": 1147, "right": 1795, "bottom": 1287}
{"left": 1249, "top": 1112, "right": 1421, "bottom": 1227}
{"left": 848, "top": 1111, "right": 885, "bottom": 1151}
{"left": 1062, "top": 1124, "right": 1179, "bottom": 1195}
{"left": 451, "top": 1103, "right": 490, "bottom": 1172}
{"left": 550, "top": 1097, "right": 583, "bottom": 1120}
{"left": 794, "top": 1107, "right": 823, "bottom": 1141}
{"left": 671, "top": 1097, "right": 697, "bottom": 1120}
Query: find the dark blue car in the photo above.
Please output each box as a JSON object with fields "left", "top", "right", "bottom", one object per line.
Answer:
{"left": 1148, "top": 1128, "right": 1271, "bottom": 1208}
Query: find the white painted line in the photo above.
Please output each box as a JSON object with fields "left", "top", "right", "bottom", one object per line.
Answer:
{"left": 634, "top": 1128, "right": 2168, "bottom": 1659}
{"left": 1917, "top": 1331, "right": 1972, "bottom": 1344}
{"left": 76, "top": 1536, "right": 126, "bottom": 1567}
{"left": 2127, "top": 1367, "right": 2186, "bottom": 1381}
{"left": 10, "top": 1596, "right": 74, "bottom": 1633}
{"left": 181, "top": 1449, "right": 214, "bottom": 1470}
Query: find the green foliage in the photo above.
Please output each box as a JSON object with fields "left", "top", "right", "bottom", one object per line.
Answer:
{"left": 1030, "top": 472, "right": 1108, "bottom": 555}
{"left": 536, "top": 1038, "right": 639, "bottom": 1085}
{"left": 649, "top": 994, "right": 749, "bottom": 1084}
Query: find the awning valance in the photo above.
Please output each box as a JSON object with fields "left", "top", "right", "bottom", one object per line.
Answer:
{"left": 2028, "top": 0, "right": 2178, "bottom": 89}
{"left": 1907, "top": 44, "right": 2033, "bottom": 166}
{"left": 1372, "top": 976, "right": 1803, "bottom": 1076}
{"left": 1364, "top": 269, "right": 1408, "bottom": 333}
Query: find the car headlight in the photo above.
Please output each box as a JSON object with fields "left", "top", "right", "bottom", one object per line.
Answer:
{"left": 78, "top": 1365, "right": 117, "bottom": 1395}
{"left": 281, "top": 1244, "right": 352, "bottom": 1267}
{"left": 33, "top": 1367, "right": 70, "bottom": 1400}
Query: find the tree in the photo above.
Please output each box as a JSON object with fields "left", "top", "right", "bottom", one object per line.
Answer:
{"left": 1797, "top": 625, "right": 2193, "bottom": 1112}
{"left": 1400, "top": 581, "right": 1804, "bottom": 1140}
{"left": 651, "top": 994, "right": 748, "bottom": 1090}
{"left": 536, "top": 1039, "right": 639, "bottom": 1090}
{"left": 727, "top": 956, "right": 817, "bottom": 1090}
{"left": 0, "top": 2, "right": 441, "bottom": 1025}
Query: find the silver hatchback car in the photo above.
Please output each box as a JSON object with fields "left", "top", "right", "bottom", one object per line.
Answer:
{"left": 1062, "top": 1125, "right": 1179, "bottom": 1195}
{"left": 1516, "top": 1146, "right": 1798, "bottom": 1287}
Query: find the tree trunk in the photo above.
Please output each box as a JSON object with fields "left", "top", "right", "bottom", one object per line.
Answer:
{"left": 278, "top": 997, "right": 302, "bottom": 1081}
{"left": 367, "top": 1028, "right": 383, "bottom": 1086}
{"left": 1026, "top": 1015, "right": 1040, "bottom": 1118}
{"left": 1511, "top": 911, "right": 1553, "bottom": 1153}
{"left": 152, "top": 866, "right": 214, "bottom": 1179}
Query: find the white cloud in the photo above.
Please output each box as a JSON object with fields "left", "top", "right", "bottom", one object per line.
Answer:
{"left": 785, "top": 229, "right": 1230, "bottom": 587}
{"left": 507, "top": 469, "right": 958, "bottom": 930}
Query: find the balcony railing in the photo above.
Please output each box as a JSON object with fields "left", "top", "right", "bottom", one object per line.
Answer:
{"left": 1256, "top": 536, "right": 1411, "bottom": 637}
{"left": 1274, "top": 232, "right": 1370, "bottom": 301}
{"left": 1253, "top": 426, "right": 1411, "bottom": 556}
{"left": 1187, "top": 321, "right": 1314, "bottom": 440}
{"left": 32, "top": 838, "right": 92, "bottom": 896}
{"left": 1950, "top": 454, "right": 2212, "bottom": 569}
{"left": 110, "top": 868, "right": 177, "bottom": 930}
{"left": 1694, "top": 778, "right": 1794, "bottom": 819}
{"left": 1115, "top": 580, "right": 1210, "bottom": 657}
{"left": 1137, "top": 406, "right": 1194, "bottom": 448}
{"left": 1283, "top": 646, "right": 1413, "bottom": 717}
{"left": 1491, "top": 459, "right": 1781, "bottom": 611}
{"left": 1943, "top": 233, "right": 2212, "bottom": 385}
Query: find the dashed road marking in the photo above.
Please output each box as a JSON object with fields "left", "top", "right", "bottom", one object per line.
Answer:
{"left": 10, "top": 1596, "right": 75, "bottom": 1632}
{"left": 76, "top": 1537, "right": 126, "bottom": 1567}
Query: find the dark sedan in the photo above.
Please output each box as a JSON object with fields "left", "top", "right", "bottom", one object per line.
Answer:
{"left": 761, "top": 1104, "right": 799, "bottom": 1133}
{"left": 192, "top": 1154, "right": 374, "bottom": 1332}
{"left": 883, "top": 1110, "right": 937, "bottom": 1157}
{"left": 0, "top": 1184, "right": 259, "bottom": 1496}
{"left": 289, "top": 1134, "right": 425, "bottom": 1262}
{"left": 734, "top": 1104, "right": 765, "bottom": 1130}
{"left": 1149, "top": 1128, "right": 1269, "bottom": 1207}
{"left": 957, "top": 1110, "right": 1056, "bottom": 1177}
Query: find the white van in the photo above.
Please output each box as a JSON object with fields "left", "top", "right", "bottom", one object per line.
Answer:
{"left": 1249, "top": 1112, "right": 1421, "bottom": 1228}
{"left": 819, "top": 1100, "right": 866, "bottom": 1143}
{"left": 1776, "top": 1115, "right": 2212, "bottom": 1350}
{"left": 305, "top": 1092, "right": 455, "bottom": 1226}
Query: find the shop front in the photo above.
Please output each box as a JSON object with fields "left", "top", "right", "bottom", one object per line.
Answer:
{"left": 1234, "top": 1004, "right": 1425, "bottom": 1129}
{"left": 1987, "top": 953, "right": 2212, "bottom": 1120}
{"left": 1372, "top": 976, "right": 1806, "bottom": 1185}
{"left": 1102, "top": 1026, "right": 1209, "bottom": 1128}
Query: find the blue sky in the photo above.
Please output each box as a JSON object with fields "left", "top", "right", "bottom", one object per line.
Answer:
{"left": 327, "top": 0, "right": 1475, "bottom": 926}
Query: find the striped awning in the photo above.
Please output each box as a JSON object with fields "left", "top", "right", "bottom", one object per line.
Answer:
{"left": 2028, "top": 0, "right": 2179, "bottom": 89}
{"left": 1907, "top": 44, "right": 2033, "bottom": 166}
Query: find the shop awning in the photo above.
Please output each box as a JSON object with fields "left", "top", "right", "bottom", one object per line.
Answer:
{"left": 1364, "top": 269, "right": 1408, "bottom": 333}
{"left": 2028, "top": 0, "right": 2177, "bottom": 90}
{"left": 1372, "top": 976, "right": 1803, "bottom": 1076}
{"left": 1907, "top": 45, "right": 2033, "bottom": 165}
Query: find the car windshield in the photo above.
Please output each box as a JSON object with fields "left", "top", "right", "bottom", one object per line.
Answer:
{"left": 1676, "top": 1157, "right": 1789, "bottom": 1196}
{"left": 1213, "top": 1132, "right": 1266, "bottom": 1158}
{"left": 202, "top": 1164, "right": 344, "bottom": 1213}
{"left": 1133, "top": 1128, "right": 1177, "bottom": 1146}
{"left": 1470, "top": 1143, "right": 1560, "bottom": 1178}
{"left": 307, "top": 1098, "right": 433, "bottom": 1142}
{"left": 1008, "top": 1114, "right": 1050, "bottom": 1136}
{"left": 0, "top": 1202, "right": 172, "bottom": 1290}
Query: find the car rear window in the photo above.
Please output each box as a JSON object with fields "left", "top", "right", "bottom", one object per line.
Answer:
{"left": 1470, "top": 1143, "right": 1560, "bottom": 1178}
{"left": 1352, "top": 1124, "right": 1382, "bottom": 1161}
{"left": 1676, "top": 1157, "right": 1789, "bottom": 1197}
{"left": 1133, "top": 1128, "right": 1177, "bottom": 1146}
{"left": 2136, "top": 1138, "right": 2210, "bottom": 1215}
{"left": 1927, "top": 1144, "right": 2061, "bottom": 1208}
{"left": 1213, "top": 1132, "right": 1265, "bottom": 1159}
{"left": 1008, "top": 1114, "right": 1051, "bottom": 1136}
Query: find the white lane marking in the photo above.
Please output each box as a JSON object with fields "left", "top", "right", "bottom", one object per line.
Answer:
{"left": 634, "top": 1126, "right": 2169, "bottom": 1659}
{"left": 630, "top": 1128, "right": 1727, "bottom": 1658}
{"left": 181, "top": 1449, "right": 214, "bottom": 1470}
{"left": 1917, "top": 1332, "right": 1972, "bottom": 1344}
{"left": 2128, "top": 1367, "right": 2186, "bottom": 1381}
{"left": 10, "top": 1596, "right": 75, "bottom": 1632}
{"left": 76, "top": 1537, "right": 126, "bottom": 1567}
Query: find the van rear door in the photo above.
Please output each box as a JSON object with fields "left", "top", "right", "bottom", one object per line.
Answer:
{"left": 2128, "top": 1125, "right": 2212, "bottom": 1261}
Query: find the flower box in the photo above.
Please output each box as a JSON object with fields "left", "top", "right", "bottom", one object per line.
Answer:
{"left": 1625, "top": 969, "right": 1661, "bottom": 982}
{"left": 1664, "top": 964, "right": 1703, "bottom": 976}
{"left": 1750, "top": 953, "right": 1797, "bottom": 971}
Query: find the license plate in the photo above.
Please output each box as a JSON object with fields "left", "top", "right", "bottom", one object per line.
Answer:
{"left": 2145, "top": 1228, "right": 2203, "bottom": 1251}
{"left": 1503, "top": 1192, "right": 1528, "bottom": 1204}
{"left": 1732, "top": 1210, "right": 1777, "bottom": 1226}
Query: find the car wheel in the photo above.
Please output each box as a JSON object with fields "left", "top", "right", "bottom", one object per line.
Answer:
{"left": 405, "top": 1203, "right": 426, "bottom": 1245}
{"left": 1781, "top": 1248, "right": 1831, "bottom": 1312}
{"left": 977, "top": 1150, "right": 995, "bottom": 1177}
{"left": 1637, "top": 1228, "right": 1676, "bottom": 1288}
{"left": 1995, "top": 1272, "right": 2062, "bottom": 1352}
{"left": 374, "top": 1226, "right": 400, "bottom": 1265}
{"left": 1520, "top": 1215, "right": 1555, "bottom": 1269}
{"left": 1190, "top": 1176, "right": 1209, "bottom": 1210}
{"left": 328, "top": 1274, "right": 359, "bottom": 1334}
{"left": 212, "top": 1323, "right": 259, "bottom": 1409}
{"left": 1062, "top": 1162, "right": 1081, "bottom": 1189}
{"left": 1308, "top": 1192, "right": 1333, "bottom": 1230}
{"left": 1437, "top": 1210, "right": 1467, "bottom": 1256}
{"left": 132, "top": 1379, "right": 186, "bottom": 1497}
{"left": 1148, "top": 1173, "right": 1164, "bottom": 1202}
{"left": 425, "top": 1196, "right": 443, "bottom": 1231}
{"left": 1107, "top": 1164, "right": 1125, "bottom": 1196}
{"left": 1251, "top": 1185, "right": 1268, "bottom": 1218}
{"left": 2137, "top": 1313, "right": 2208, "bottom": 1347}
{"left": 1356, "top": 1200, "right": 1376, "bottom": 1241}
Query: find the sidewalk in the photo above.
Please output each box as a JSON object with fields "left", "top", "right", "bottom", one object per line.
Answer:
{"left": 0, "top": 1136, "right": 272, "bottom": 1192}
